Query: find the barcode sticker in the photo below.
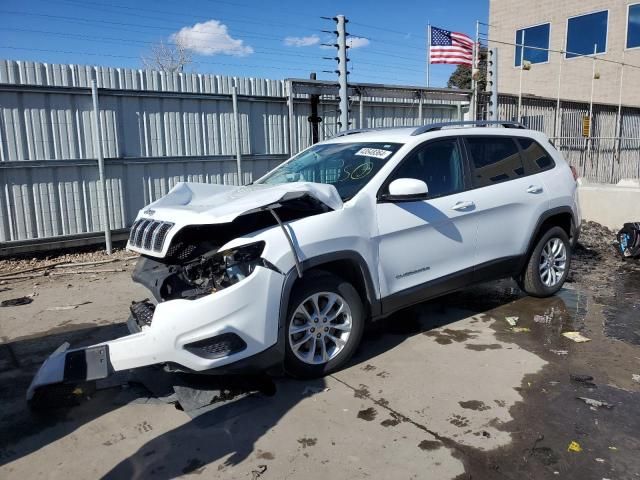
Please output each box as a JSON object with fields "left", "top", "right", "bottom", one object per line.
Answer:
{"left": 355, "top": 148, "right": 393, "bottom": 159}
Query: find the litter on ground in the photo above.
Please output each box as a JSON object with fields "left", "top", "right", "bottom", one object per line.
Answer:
{"left": 570, "top": 374, "right": 597, "bottom": 388}
{"left": 45, "top": 301, "right": 92, "bottom": 311}
{"left": 512, "top": 327, "right": 530, "bottom": 333}
{"left": 577, "top": 397, "right": 614, "bottom": 409}
{"left": 505, "top": 316, "right": 519, "bottom": 326}
{"left": 562, "top": 331, "right": 591, "bottom": 343}
{"left": 567, "top": 441, "right": 582, "bottom": 453}
{"left": 0, "top": 296, "right": 33, "bottom": 307}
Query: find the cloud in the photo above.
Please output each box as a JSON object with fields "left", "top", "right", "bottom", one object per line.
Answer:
{"left": 319, "top": 36, "right": 370, "bottom": 50}
{"left": 171, "top": 20, "right": 253, "bottom": 56}
{"left": 347, "top": 37, "right": 370, "bottom": 49}
{"left": 284, "top": 35, "right": 320, "bottom": 47}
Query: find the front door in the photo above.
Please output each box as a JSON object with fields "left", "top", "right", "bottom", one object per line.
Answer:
{"left": 375, "top": 137, "right": 478, "bottom": 312}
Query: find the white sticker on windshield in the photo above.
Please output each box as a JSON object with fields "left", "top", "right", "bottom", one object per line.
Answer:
{"left": 355, "top": 147, "right": 393, "bottom": 160}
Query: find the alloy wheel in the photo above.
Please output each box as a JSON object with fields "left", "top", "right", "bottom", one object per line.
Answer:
{"left": 539, "top": 237, "right": 567, "bottom": 287}
{"left": 288, "top": 292, "right": 353, "bottom": 365}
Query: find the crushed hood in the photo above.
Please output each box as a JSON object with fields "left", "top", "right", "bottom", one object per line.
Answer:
{"left": 141, "top": 181, "right": 343, "bottom": 225}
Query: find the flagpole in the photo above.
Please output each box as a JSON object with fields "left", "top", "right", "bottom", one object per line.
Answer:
{"left": 426, "top": 23, "right": 431, "bottom": 87}
{"left": 471, "top": 20, "right": 479, "bottom": 119}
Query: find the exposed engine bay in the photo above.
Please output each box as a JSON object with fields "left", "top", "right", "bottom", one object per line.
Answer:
{"left": 132, "top": 195, "right": 328, "bottom": 302}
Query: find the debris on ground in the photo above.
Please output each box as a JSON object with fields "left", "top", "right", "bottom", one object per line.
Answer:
{"left": 595, "top": 458, "right": 605, "bottom": 463}
{"left": 577, "top": 397, "right": 614, "bottom": 409}
{"left": 632, "top": 374, "right": 640, "bottom": 384}
{"left": 512, "top": 327, "right": 530, "bottom": 333}
{"left": 562, "top": 331, "right": 591, "bottom": 343}
{"left": 505, "top": 316, "right": 519, "bottom": 326}
{"left": 550, "top": 349, "right": 569, "bottom": 356}
{"left": 570, "top": 374, "right": 597, "bottom": 388}
{"left": 0, "top": 246, "right": 137, "bottom": 280}
{"left": 0, "top": 296, "right": 33, "bottom": 307}
{"left": 616, "top": 222, "right": 640, "bottom": 259}
{"left": 251, "top": 465, "right": 268, "bottom": 480}
{"left": 45, "top": 301, "right": 92, "bottom": 311}
{"left": 567, "top": 441, "right": 583, "bottom": 453}
{"left": 533, "top": 314, "right": 552, "bottom": 324}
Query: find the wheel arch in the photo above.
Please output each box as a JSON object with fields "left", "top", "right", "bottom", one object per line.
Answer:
{"left": 517, "top": 206, "right": 576, "bottom": 274}
{"left": 279, "top": 251, "right": 380, "bottom": 331}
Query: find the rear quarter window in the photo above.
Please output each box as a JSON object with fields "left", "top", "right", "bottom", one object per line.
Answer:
{"left": 516, "top": 137, "right": 556, "bottom": 174}
{"left": 465, "top": 136, "right": 524, "bottom": 188}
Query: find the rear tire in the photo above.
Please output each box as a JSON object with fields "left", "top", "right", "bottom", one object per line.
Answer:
{"left": 521, "top": 226, "right": 571, "bottom": 297}
{"left": 284, "top": 272, "right": 365, "bottom": 379}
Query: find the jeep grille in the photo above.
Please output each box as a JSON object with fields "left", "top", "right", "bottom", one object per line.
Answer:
{"left": 128, "top": 219, "right": 174, "bottom": 252}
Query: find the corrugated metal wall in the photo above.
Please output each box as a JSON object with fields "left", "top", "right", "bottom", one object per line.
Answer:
{"left": 0, "top": 60, "right": 464, "bottom": 248}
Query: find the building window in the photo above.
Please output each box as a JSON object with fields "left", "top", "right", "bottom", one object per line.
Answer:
{"left": 566, "top": 10, "right": 608, "bottom": 58}
{"left": 515, "top": 23, "right": 550, "bottom": 66}
{"left": 628, "top": 4, "right": 640, "bottom": 49}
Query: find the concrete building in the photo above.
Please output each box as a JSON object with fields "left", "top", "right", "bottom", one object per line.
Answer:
{"left": 489, "top": 0, "right": 640, "bottom": 106}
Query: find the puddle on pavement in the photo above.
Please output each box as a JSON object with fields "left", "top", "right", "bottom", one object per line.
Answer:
{"left": 598, "top": 270, "right": 640, "bottom": 346}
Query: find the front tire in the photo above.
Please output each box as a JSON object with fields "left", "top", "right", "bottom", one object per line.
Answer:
{"left": 521, "top": 226, "right": 572, "bottom": 297}
{"left": 284, "top": 272, "right": 365, "bottom": 378}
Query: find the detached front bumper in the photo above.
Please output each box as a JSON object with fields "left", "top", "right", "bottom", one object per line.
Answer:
{"left": 27, "top": 266, "right": 285, "bottom": 402}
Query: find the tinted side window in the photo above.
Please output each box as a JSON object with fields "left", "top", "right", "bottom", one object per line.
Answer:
{"left": 389, "top": 138, "right": 464, "bottom": 198}
{"left": 466, "top": 137, "right": 524, "bottom": 187}
{"left": 517, "top": 138, "right": 555, "bottom": 174}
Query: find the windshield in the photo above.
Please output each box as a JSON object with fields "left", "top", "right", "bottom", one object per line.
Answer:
{"left": 257, "top": 142, "right": 403, "bottom": 200}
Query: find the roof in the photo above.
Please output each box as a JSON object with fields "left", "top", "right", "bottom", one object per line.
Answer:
{"left": 324, "top": 121, "right": 547, "bottom": 145}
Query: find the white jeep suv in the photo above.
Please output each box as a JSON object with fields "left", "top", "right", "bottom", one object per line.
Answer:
{"left": 28, "top": 121, "right": 581, "bottom": 398}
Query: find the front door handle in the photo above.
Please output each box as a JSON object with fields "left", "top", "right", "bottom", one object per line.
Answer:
{"left": 527, "top": 185, "right": 543, "bottom": 194}
{"left": 451, "top": 200, "right": 475, "bottom": 211}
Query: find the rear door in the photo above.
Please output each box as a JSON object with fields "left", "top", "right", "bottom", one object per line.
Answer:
{"left": 463, "top": 135, "right": 550, "bottom": 278}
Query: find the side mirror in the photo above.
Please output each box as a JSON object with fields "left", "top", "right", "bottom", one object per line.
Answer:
{"left": 381, "top": 178, "right": 429, "bottom": 202}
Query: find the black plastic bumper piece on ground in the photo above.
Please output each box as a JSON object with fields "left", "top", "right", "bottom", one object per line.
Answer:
{"left": 129, "top": 299, "right": 155, "bottom": 331}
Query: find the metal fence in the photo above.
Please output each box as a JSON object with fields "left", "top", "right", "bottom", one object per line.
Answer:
{"left": 478, "top": 93, "right": 640, "bottom": 183}
{"left": 0, "top": 60, "right": 467, "bottom": 253}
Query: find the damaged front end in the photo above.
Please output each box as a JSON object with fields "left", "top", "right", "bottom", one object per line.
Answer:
{"left": 27, "top": 181, "right": 341, "bottom": 406}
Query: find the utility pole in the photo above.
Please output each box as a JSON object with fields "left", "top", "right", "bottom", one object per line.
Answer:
{"left": 487, "top": 48, "right": 499, "bottom": 121}
{"left": 336, "top": 15, "right": 349, "bottom": 132}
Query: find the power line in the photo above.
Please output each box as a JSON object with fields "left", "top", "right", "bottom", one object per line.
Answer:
{"left": 488, "top": 38, "right": 640, "bottom": 70}
{"left": 44, "top": 0, "right": 316, "bottom": 33}
{"left": 0, "top": 10, "right": 302, "bottom": 43}
{"left": 0, "top": 44, "right": 422, "bottom": 83}
{"left": 349, "top": 21, "right": 424, "bottom": 38}
{"left": 3, "top": 28, "right": 330, "bottom": 61}
{"left": 0, "top": 46, "right": 322, "bottom": 74}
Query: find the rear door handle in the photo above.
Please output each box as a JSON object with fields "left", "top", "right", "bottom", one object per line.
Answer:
{"left": 451, "top": 200, "right": 475, "bottom": 211}
{"left": 527, "top": 185, "right": 543, "bottom": 194}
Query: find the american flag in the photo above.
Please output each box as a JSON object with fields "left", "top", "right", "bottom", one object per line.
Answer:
{"left": 429, "top": 26, "right": 474, "bottom": 66}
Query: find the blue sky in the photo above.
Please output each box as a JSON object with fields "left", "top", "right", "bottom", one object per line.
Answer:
{"left": 0, "top": 0, "right": 488, "bottom": 87}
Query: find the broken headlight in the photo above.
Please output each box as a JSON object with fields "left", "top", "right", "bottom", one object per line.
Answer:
{"left": 180, "top": 241, "right": 267, "bottom": 297}
{"left": 221, "top": 241, "right": 266, "bottom": 285}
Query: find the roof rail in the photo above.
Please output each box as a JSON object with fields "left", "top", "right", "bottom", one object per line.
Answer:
{"left": 331, "top": 128, "right": 372, "bottom": 138}
{"left": 411, "top": 120, "right": 526, "bottom": 136}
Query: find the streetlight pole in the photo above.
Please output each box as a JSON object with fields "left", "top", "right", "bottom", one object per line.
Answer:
{"left": 588, "top": 43, "right": 598, "bottom": 156}
{"left": 517, "top": 30, "right": 526, "bottom": 123}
